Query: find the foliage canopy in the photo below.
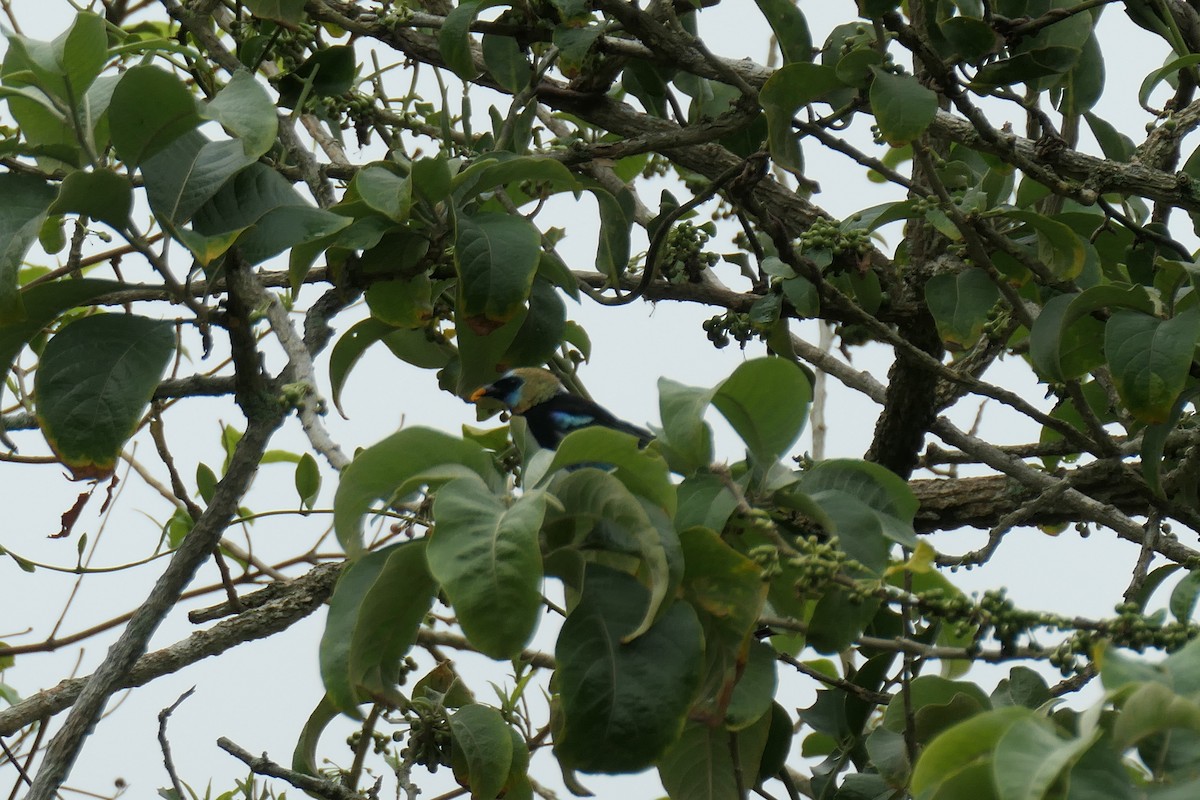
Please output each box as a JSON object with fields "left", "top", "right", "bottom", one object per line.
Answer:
{"left": 10, "top": 1, "right": 1200, "bottom": 799}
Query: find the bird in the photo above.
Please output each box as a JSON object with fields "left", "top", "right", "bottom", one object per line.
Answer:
{"left": 469, "top": 367, "right": 654, "bottom": 451}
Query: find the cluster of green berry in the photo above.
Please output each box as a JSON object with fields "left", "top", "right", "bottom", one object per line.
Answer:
{"left": 347, "top": 729, "right": 392, "bottom": 756}
{"left": 911, "top": 586, "right": 980, "bottom": 641}
{"left": 400, "top": 694, "right": 453, "bottom": 772}
{"left": 799, "top": 218, "right": 872, "bottom": 260}
{"left": 228, "top": 17, "right": 320, "bottom": 72}
{"left": 1103, "top": 601, "right": 1198, "bottom": 653}
{"left": 658, "top": 220, "right": 719, "bottom": 284}
{"left": 1048, "top": 631, "right": 1092, "bottom": 676}
{"left": 838, "top": 26, "right": 879, "bottom": 58}
{"left": 641, "top": 154, "right": 671, "bottom": 180}
{"left": 789, "top": 535, "right": 861, "bottom": 598}
{"left": 748, "top": 543, "right": 783, "bottom": 577}
{"left": 702, "top": 310, "right": 756, "bottom": 349}
{"left": 976, "top": 588, "right": 1045, "bottom": 652}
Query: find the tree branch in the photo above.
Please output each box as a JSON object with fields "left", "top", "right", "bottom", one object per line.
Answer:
{"left": 0, "top": 563, "right": 340, "bottom": 738}
{"left": 216, "top": 738, "right": 366, "bottom": 800}
{"left": 24, "top": 263, "right": 287, "bottom": 799}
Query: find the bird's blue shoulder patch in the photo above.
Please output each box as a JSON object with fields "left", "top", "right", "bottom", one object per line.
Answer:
{"left": 548, "top": 409, "right": 598, "bottom": 430}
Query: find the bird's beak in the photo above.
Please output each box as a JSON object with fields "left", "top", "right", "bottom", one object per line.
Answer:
{"left": 469, "top": 386, "right": 490, "bottom": 403}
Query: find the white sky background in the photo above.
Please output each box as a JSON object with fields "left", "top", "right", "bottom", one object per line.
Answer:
{"left": 0, "top": 1, "right": 1186, "bottom": 798}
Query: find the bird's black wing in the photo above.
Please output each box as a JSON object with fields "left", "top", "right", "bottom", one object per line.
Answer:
{"left": 523, "top": 393, "right": 654, "bottom": 450}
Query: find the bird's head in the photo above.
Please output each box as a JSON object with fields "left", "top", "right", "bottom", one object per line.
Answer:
{"left": 469, "top": 367, "right": 565, "bottom": 415}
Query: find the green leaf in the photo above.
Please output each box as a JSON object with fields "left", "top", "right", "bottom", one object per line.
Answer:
{"left": 109, "top": 65, "right": 203, "bottom": 166}
{"left": 1097, "top": 641, "right": 1172, "bottom": 690}
{"left": 203, "top": 70, "right": 278, "bottom": 158}
{"left": 291, "top": 695, "right": 340, "bottom": 777}
{"left": 454, "top": 154, "right": 580, "bottom": 199}
{"left": 428, "top": 476, "right": 548, "bottom": 659}
{"left": 330, "top": 317, "right": 411, "bottom": 414}
{"left": 725, "top": 639, "right": 778, "bottom": 730}
{"left": 276, "top": 46, "right": 357, "bottom": 108}
{"left": 588, "top": 185, "right": 632, "bottom": 281}
{"left": 758, "top": 62, "right": 845, "bottom": 174}
{"left": 319, "top": 541, "right": 437, "bottom": 714}
{"left": 543, "top": 467, "right": 677, "bottom": 644}
{"left": 675, "top": 475, "right": 739, "bottom": 533}
{"left": 449, "top": 704, "right": 514, "bottom": 800}
{"left": 553, "top": 564, "right": 703, "bottom": 773}
{"left": 0, "top": 173, "right": 57, "bottom": 323}
{"left": 1039, "top": 381, "right": 1115, "bottom": 470}
{"left": 911, "top": 707, "right": 1030, "bottom": 797}
{"left": 35, "top": 314, "right": 175, "bottom": 480}
{"left": 711, "top": 357, "right": 811, "bottom": 466}
{"left": 1111, "top": 681, "right": 1200, "bottom": 752}
{"left": 992, "top": 666, "right": 1051, "bottom": 710}
{"left": 545, "top": 426, "right": 673, "bottom": 513}
{"left": 940, "top": 16, "right": 1000, "bottom": 63}
{"left": 39, "top": 216, "right": 66, "bottom": 255}
{"left": 295, "top": 452, "right": 321, "bottom": 510}
{"left": 799, "top": 459, "right": 919, "bottom": 552}
{"left": 140, "top": 130, "right": 258, "bottom": 226}
{"left": 382, "top": 326, "right": 455, "bottom": 371}
{"left": 439, "top": 1, "right": 505, "bottom": 80}
{"left": 1106, "top": 307, "right": 1200, "bottom": 423}
{"left": 333, "top": 427, "right": 502, "bottom": 555}
{"left": 352, "top": 164, "right": 412, "bottom": 223}
{"left": 1139, "top": 53, "right": 1200, "bottom": 109}
{"left": 0, "top": 279, "right": 123, "bottom": 416}
{"left": 657, "top": 722, "right": 739, "bottom": 800}
{"left": 781, "top": 275, "right": 819, "bottom": 317}
{"left": 455, "top": 212, "right": 541, "bottom": 327}
{"left": 1002, "top": 210, "right": 1086, "bottom": 279}
{"left": 3, "top": 12, "right": 107, "bottom": 105}
{"left": 993, "top": 716, "right": 1098, "bottom": 800}
{"left": 412, "top": 155, "right": 454, "bottom": 204}
{"left": 413, "top": 662, "right": 475, "bottom": 709}
{"left": 1172, "top": 569, "right": 1200, "bottom": 625}
{"left": 756, "top": 703, "right": 794, "bottom": 783}
{"left": 680, "top": 527, "right": 765, "bottom": 647}
{"left": 189, "top": 163, "right": 350, "bottom": 265}
{"left": 657, "top": 378, "right": 715, "bottom": 474}
{"left": 482, "top": 32, "right": 531, "bottom": 92}
{"left": 0, "top": 85, "right": 77, "bottom": 167}
{"left": 48, "top": 169, "right": 133, "bottom": 229}
{"left": 622, "top": 59, "right": 672, "bottom": 118}
{"left": 554, "top": 24, "right": 601, "bottom": 74}
{"left": 242, "top": 0, "right": 305, "bottom": 24}
{"left": 869, "top": 68, "right": 938, "bottom": 146}
{"left": 1060, "top": 33, "right": 1104, "bottom": 116}
{"left": 455, "top": 309, "right": 526, "bottom": 394}
{"left": 196, "top": 462, "right": 217, "bottom": 504}
{"left": 924, "top": 268, "right": 1000, "bottom": 350}
{"left": 835, "top": 48, "right": 884, "bottom": 88}
{"left": 1030, "top": 286, "right": 1154, "bottom": 382}
{"left": 365, "top": 275, "right": 433, "bottom": 329}
{"left": 503, "top": 278, "right": 567, "bottom": 368}
{"left": 881, "top": 675, "right": 990, "bottom": 744}
{"left": 1086, "top": 111, "right": 1135, "bottom": 162}
{"left": 805, "top": 588, "right": 881, "bottom": 654}
{"left": 753, "top": 0, "right": 812, "bottom": 64}
{"left": 971, "top": 47, "right": 1082, "bottom": 89}
{"left": 680, "top": 526, "right": 768, "bottom": 727}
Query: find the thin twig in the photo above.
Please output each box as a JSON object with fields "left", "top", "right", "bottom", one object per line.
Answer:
{"left": 157, "top": 687, "right": 196, "bottom": 800}
{"left": 217, "top": 738, "right": 366, "bottom": 800}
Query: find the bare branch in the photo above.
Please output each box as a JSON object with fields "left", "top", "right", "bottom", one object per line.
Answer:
{"left": 217, "top": 737, "right": 366, "bottom": 800}
{"left": 0, "top": 564, "right": 340, "bottom": 738}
